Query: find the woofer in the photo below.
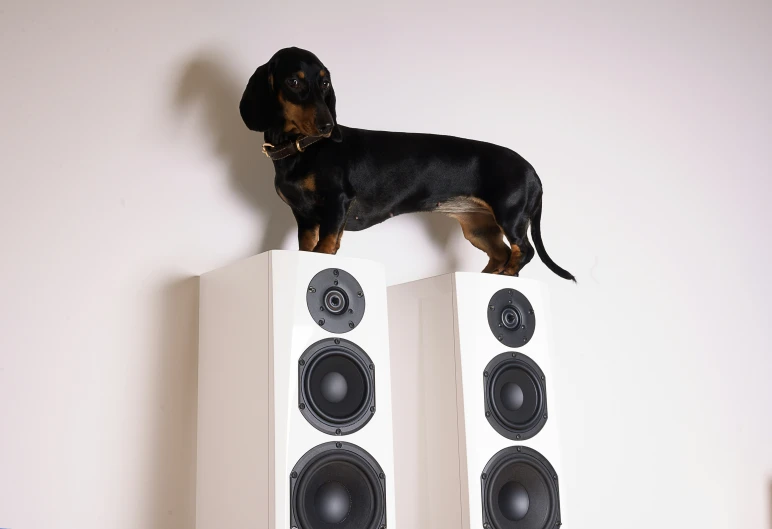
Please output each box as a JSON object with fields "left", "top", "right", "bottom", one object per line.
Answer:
{"left": 307, "top": 268, "right": 366, "bottom": 334}
{"left": 484, "top": 352, "right": 547, "bottom": 440}
{"left": 299, "top": 338, "right": 376, "bottom": 435}
{"left": 487, "top": 288, "right": 536, "bottom": 347}
{"left": 291, "top": 442, "right": 387, "bottom": 529}
{"left": 481, "top": 446, "right": 560, "bottom": 529}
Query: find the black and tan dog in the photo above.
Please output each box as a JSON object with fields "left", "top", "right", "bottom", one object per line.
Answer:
{"left": 240, "top": 47, "right": 574, "bottom": 280}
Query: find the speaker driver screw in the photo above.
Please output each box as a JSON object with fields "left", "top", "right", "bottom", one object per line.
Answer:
{"left": 516, "top": 434, "right": 521, "bottom": 440}
{"left": 308, "top": 286, "right": 316, "bottom": 293}
{"left": 291, "top": 472, "right": 297, "bottom": 479}
{"left": 335, "top": 428, "right": 342, "bottom": 435}
{"left": 481, "top": 473, "right": 487, "bottom": 480}
{"left": 497, "top": 335, "right": 503, "bottom": 341}
{"left": 333, "top": 269, "right": 339, "bottom": 276}
{"left": 299, "top": 403, "right": 305, "bottom": 410}
{"left": 379, "top": 472, "right": 385, "bottom": 479}
{"left": 334, "top": 338, "right": 340, "bottom": 344}
{"left": 369, "top": 364, "right": 375, "bottom": 370}
{"left": 517, "top": 447, "right": 521, "bottom": 452}
{"left": 299, "top": 360, "right": 305, "bottom": 366}
{"left": 318, "top": 319, "right": 325, "bottom": 326}
{"left": 370, "top": 406, "right": 376, "bottom": 413}
{"left": 334, "top": 280, "right": 339, "bottom": 285}
{"left": 483, "top": 371, "right": 489, "bottom": 377}
{"left": 348, "top": 308, "right": 354, "bottom": 314}
{"left": 485, "top": 411, "right": 491, "bottom": 417}
{"left": 336, "top": 442, "right": 342, "bottom": 448}
{"left": 357, "top": 291, "right": 363, "bottom": 298}
{"left": 348, "top": 321, "right": 355, "bottom": 329}
{"left": 489, "top": 305, "right": 495, "bottom": 310}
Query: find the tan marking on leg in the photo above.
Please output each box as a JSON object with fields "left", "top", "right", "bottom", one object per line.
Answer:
{"left": 314, "top": 233, "right": 338, "bottom": 254}
{"left": 500, "top": 244, "right": 523, "bottom": 276}
{"left": 299, "top": 225, "right": 319, "bottom": 252}
{"left": 450, "top": 211, "right": 510, "bottom": 274}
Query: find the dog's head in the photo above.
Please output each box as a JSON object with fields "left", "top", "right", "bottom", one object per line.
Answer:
{"left": 239, "top": 47, "right": 341, "bottom": 141}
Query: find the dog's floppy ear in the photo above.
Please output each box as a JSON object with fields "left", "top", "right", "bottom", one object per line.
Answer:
{"left": 240, "top": 61, "right": 279, "bottom": 132}
{"left": 327, "top": 76, "right": 343, "bottom": 142}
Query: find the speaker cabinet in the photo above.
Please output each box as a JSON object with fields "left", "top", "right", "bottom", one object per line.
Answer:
{"left": 388, "top": 273, "right": 564, "bottom": 529}
{"left": 197, "top": 250, "right": 396, "bottom": 529}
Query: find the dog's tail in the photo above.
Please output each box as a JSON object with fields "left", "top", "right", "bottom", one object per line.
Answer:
{"left": 530, "top": 196, "right": 576, "bottom": 282}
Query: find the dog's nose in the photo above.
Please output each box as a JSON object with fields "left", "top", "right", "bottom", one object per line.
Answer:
{"left": 318, "top": 122, "right": 334, "bottom": 136}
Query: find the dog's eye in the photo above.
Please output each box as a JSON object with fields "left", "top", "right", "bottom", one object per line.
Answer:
{"left": 321, "top": 80, "right": 331, "bottom": 90}
{"left": 286, "top": 78, "right": 300, "bottom": 89}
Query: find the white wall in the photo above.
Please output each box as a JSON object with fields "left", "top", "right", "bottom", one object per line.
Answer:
{"left": 1, "top": 1, "right": 770, "bottom": 528}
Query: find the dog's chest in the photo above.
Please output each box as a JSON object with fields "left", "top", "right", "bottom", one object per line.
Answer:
{"left": 275, "top": 172, "right": 319, "bottom": 214}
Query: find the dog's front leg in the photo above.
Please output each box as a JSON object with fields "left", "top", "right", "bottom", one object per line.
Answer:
{"left": 313, "top": 197, "right": 349, "bottom": 255}
{"left": 294, "top": 212, "right": 319, "bottom": 252}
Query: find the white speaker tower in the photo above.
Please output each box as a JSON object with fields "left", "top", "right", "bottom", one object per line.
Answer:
{"left": 197, "top": 250, "right": 397, "bottom": 529}
{"left": 388, "top": 273, "right": 564, "bottom": 529}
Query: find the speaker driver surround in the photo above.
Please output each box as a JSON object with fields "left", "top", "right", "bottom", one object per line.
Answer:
{"left": 307, "top": 268, "right": 366, "bottom": 334}
{"left": 487, "top": 288, "right": 536, "bottom": 346}
{"left": 484, "top": 352, "right": 548, "bottom": 440}
{"left": 481, "top": 446, "right": 560, "bottom": 529}
{"left": 291, "top": 442, "right": 387, "bottom": 529}
{"left": 299, "top": 338, "right": 376, "bottom": 435}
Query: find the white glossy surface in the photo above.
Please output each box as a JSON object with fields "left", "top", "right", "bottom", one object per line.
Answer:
{"left": 197, "top": 251, "right": 396, "bottom": 528}
{"left": 389, "top": 273, "right": 564, "bottom": 529}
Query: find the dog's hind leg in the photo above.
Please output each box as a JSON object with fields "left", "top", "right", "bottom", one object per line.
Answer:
{"left": 498, "top": 212, "right": 533, "bottom": 276}
{"left": 450, "top": 212, "right": 511, "bottom": 274}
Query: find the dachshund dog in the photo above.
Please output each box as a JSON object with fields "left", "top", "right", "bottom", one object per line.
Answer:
{"left": 240, "top": 47, "right": 575, "bottom": 280}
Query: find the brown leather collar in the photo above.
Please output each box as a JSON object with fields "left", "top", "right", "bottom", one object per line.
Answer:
{"left": 261, "top": 135, "right": 326, "bottom": 161}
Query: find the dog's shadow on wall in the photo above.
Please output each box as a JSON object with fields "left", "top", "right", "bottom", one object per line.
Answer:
{"left": 175, "top": 50, "right": 294, "bottom": 254}
{"left": 173, "top": 48, "right": 459, "bottom": 266}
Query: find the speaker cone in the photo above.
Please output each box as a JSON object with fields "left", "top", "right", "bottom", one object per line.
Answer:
{"left": 299, "top": 338, "right": 376, "bottom": 435}
{"left": 484, "top": 352, "right": 547, "bottom": 440}
{"left": 307, "top": 268, "right": 366, "bottom": 334}
{"left": 291, "top": 442, "right": 387, "bottom": 529}
{"left": 481, "top": 446, "right": 561, "bottom": 529}
{"left": 487, "top": 288, "right": 536, "bottom": 347}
